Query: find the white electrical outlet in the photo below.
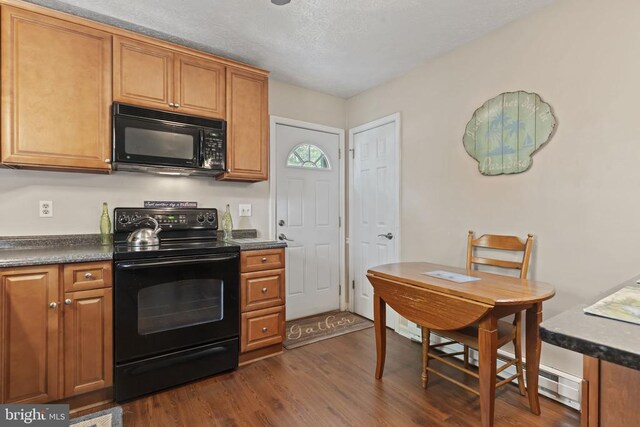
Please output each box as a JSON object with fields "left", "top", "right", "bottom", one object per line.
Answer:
{"left": 39, "top": 200, "right": 53, "bottom": 218}
{"left": 239, "top": 204, "right": 252, "bottom": 217}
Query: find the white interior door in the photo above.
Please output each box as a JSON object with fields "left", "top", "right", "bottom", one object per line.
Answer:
{"left": 350, "top": 114, "right": 400, "bottom": 325}
{"left": 276, "top": 123, "right": 341, "bottom": 320}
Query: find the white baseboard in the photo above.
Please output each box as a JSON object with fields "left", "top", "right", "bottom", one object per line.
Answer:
{"left": 395, "top": 319, "right": 581, "bottom": 411}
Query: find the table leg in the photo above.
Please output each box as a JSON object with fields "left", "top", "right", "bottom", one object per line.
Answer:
{"left": 525, "top": 302, "right": 543, "bottom": 415}
{"left": 374, "top": 292, "right": 386, "bottom": 379}
{"left": 478, "top": 314, "right": 497, "bottom": 427}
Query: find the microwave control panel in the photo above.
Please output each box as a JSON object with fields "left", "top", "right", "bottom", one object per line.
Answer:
{"left": 202, "top": 129, "right": 225, "bottom": 170}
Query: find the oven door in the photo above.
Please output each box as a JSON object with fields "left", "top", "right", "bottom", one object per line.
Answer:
{"left": 114, "top": 115, "right": 200, "bottom": 168}
{"left": 114, "top": 253, "right": 239, "bottom": 363}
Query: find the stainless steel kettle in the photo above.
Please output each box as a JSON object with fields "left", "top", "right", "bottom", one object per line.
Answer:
{"left": 127, "top": 217, "right": 162, "bottom": 247}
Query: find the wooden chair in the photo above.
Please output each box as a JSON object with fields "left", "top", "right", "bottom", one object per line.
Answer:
{"left": 421, "top": 230, "right": 534, "bottom": 398}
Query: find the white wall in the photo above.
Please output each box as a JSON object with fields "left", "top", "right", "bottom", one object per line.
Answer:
{"left": 269, "top": 80, "right": 347, "bottom": 129}
{"left": 0, "top": 80, "right": 345, "bottom": 237}
{"left": 347, "top": 0, "right": 640, "bottom": 377}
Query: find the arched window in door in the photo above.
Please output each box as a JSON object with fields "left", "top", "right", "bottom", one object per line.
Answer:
{"left": 286, "top": 143, "right": 331, "bottom": 170}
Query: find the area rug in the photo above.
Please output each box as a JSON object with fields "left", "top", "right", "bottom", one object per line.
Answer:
{"left": 284, "top": 310, "right": 374, "bottom": 349}
{"left": 70, "top": 406, "right": 123, "bottom": 427}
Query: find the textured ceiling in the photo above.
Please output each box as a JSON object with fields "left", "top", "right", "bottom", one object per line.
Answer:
{"left": 50, "top": 0, "right": 554, "bottom": 98}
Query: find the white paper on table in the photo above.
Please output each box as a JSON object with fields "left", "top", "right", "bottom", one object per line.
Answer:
{"left": 422, "top": 270, "right": 481, "bottom": 283}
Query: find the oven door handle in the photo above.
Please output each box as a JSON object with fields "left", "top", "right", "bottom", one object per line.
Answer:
{"left": 116, "top": 254, "right": 238, "bottom": 270}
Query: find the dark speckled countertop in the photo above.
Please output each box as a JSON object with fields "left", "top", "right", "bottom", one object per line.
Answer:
{"left": 0, "top": 230, "right": 285, "bottom": 268}
{"left": 540, "top": 274, "right": 640, "bottom": 371}
{"left": 0, "top": 235, "right": 113, "bottom": 268}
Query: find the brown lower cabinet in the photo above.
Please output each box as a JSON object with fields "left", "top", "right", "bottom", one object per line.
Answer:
{"left": 0, "top": 261, "right": 112, "bottom": 404}
{"left": 582, "top": 355, "right": 640, "bottom": 426}
{"left": 239, "top": 248, "right": 286, "bottom": 364}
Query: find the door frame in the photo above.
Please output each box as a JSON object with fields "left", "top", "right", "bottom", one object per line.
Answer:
{"left": 269, "top": 115, "right": 347, "bottom": 312}
{"left": 347, "top": 113, "right": 402, "bottom": 326}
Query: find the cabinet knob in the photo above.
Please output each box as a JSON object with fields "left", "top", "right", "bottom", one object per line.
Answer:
{"left": 64, "top": 298, "right": 72, "bottom": 305}
{"left": 49, "top": 302, "right": 58, "bottom": 309}
{"left": 261, "top": 327, "right": 268, "bottom": 333}
{"left": 105, "top": 159, "right": 111, "bottom": 164}
{"left": 84, "top": 272, "right": 94, "bottom": 279}
{"left": 174, "top": 103, "right": 180, "bottom": 108}
{"left": 169, "top": 102, "right": 175, "bottom": 107}
{"left": 261, "top": 287, "right": 268, "bottom": 294}
{"left": 261, "top": 257, "right": 267, "bottom": 263}
{"left": 227, "top": 168, "right": 231, "bottom": 173}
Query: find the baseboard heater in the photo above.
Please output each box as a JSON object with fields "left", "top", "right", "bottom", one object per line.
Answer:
{"left": 396, "top": 319, "right": 581, "bottom": 411}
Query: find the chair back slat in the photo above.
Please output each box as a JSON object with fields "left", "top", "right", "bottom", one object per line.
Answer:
{"left": 466, "top": 230, "right": 533, "bottom": 279}
{"left": 470, "top": 256, "right": 523, "bottom": 271}
{"left": 472, "top": 234, "right": 527, "bottom": 251}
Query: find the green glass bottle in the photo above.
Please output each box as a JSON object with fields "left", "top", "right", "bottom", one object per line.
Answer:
{"left": 222, "top": 204, "right": 233, "bottom": 240}
{"left": 100, "top": 202, "right": 112, "bottom": 245}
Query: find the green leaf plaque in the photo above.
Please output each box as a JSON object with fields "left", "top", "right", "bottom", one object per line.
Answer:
{"left": 463, "top": 91, "right": 556, "bottom": 175}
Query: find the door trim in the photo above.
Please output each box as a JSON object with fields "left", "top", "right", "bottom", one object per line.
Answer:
{"left": 269, "top": 116, "right": 347, "bottom": 312}
{"left": 347, "top": 113, "right": 401, "bottom": 327}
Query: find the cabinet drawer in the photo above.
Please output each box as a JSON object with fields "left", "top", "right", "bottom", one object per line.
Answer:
{"left": 63, "top": 262, "right": 112, "bottom": 292}
{"left": 240, "top": 249, "right": 284, "bottom": 273}
{"left": 241, "top": 306, "right": 285, "bottom": 353}
{"left": 241, "top": 269, "right": 285, "bottom": 312}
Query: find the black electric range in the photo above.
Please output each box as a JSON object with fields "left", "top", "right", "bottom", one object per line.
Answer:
{"left": 112, "top": 207, "right": 241, "bottom": 402}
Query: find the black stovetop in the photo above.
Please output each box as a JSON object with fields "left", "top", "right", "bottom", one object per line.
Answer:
{"left": 113, "top": 239, "right": 240, "bottom": 260}
{"left": 112, "top": 207, "right": 240, "bottom": 260}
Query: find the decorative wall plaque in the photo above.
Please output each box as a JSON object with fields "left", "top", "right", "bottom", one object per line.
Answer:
{"left": 463, "top": 91, "right": 556, "bottom": 175}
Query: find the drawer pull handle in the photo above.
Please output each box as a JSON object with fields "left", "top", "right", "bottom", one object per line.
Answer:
{"left": 261, "top": 287, "right": 268, "bottom": 294}
{"left": 84, "top": 272, "right": 94, "bottom": 280}
{"left": 261, "top": 257, "right": 268, "bottom": 263}
{"left": 262, "top": 327, "right": 268, "bottom": 333}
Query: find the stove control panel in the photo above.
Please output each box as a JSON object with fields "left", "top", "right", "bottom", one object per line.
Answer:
{"left": 114, "top": 208, "right": 218, "bottom": 232}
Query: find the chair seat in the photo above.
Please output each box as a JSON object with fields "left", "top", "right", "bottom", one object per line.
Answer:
{"left": 434, "top": 320, "right": 516, "bottom": 349}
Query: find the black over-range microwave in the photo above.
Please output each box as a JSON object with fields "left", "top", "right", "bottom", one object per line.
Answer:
{"left": 113, "top": 103, "right": 226, "bottom": 176}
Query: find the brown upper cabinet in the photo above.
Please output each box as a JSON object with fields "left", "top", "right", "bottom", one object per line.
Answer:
{"left": 218, "top": 67, "right": 269, "bottom": 181}
{"left": 0, "top": 5, "right": 112, "bottom": 171}
{"left": 113, "top": 36, "right": 226, "bottom": 119}
{"left": 0, "top": 1, "right": 268, "bottom": 180}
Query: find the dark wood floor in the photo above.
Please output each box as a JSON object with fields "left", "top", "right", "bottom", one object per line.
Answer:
{"left": 83, "top": 328, "right": 579, "bottom": 426}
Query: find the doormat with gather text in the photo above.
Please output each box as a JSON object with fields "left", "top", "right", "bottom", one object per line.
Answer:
{"left": 284, "top": 310, "right": 374, "bottom": 349}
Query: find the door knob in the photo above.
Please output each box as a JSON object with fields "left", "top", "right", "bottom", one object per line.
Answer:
{"left": 278, "top": 220, "right": 285, "bottom": 226}
{"left": 278, "top": 233, "right": 294, "bottom": 241}
{"left": 377, "top": 232, "right": 394, "bottom": 240}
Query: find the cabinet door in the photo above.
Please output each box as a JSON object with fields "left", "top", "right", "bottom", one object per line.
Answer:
{"left": 0, "top": 266, "right": 60, "bottom": 403}
{"left": 219, "top": 67, "right": 269, "bottom": 181}
{"left": 175, "top": 54, "right": 225, "bottom": 119}
{"left": 113, "top": 36, "right": 174, "bottom": 111}
{"left": 63, "top": 288, "right": 112, "bottom": 397}
{"left": 1, "top": 6, "right": 112, "bottom": 171}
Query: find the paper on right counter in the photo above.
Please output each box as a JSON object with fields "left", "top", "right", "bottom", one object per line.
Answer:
{"left": 584, "top": 285, "right": 640, "bottom": 325}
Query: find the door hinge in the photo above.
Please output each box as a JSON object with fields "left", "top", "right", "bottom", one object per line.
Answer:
{"left": 349, "top": 148, "right": 355, "bottom": 159}
{"left": 339, "top": 285, "right": 342, "bottom": 296}
{"left": 339, "top": 216, "right": 342, "bottom": 227}
{"left": 352, "top": 280, "right": 355, "bottom": 290}
{"left": 338, "top": 148, "right": 341, "bottom": 159}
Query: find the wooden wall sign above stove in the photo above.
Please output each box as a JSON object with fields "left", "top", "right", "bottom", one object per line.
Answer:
{"left": 463, "top": 91, "right": 556, "bottom": 176}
